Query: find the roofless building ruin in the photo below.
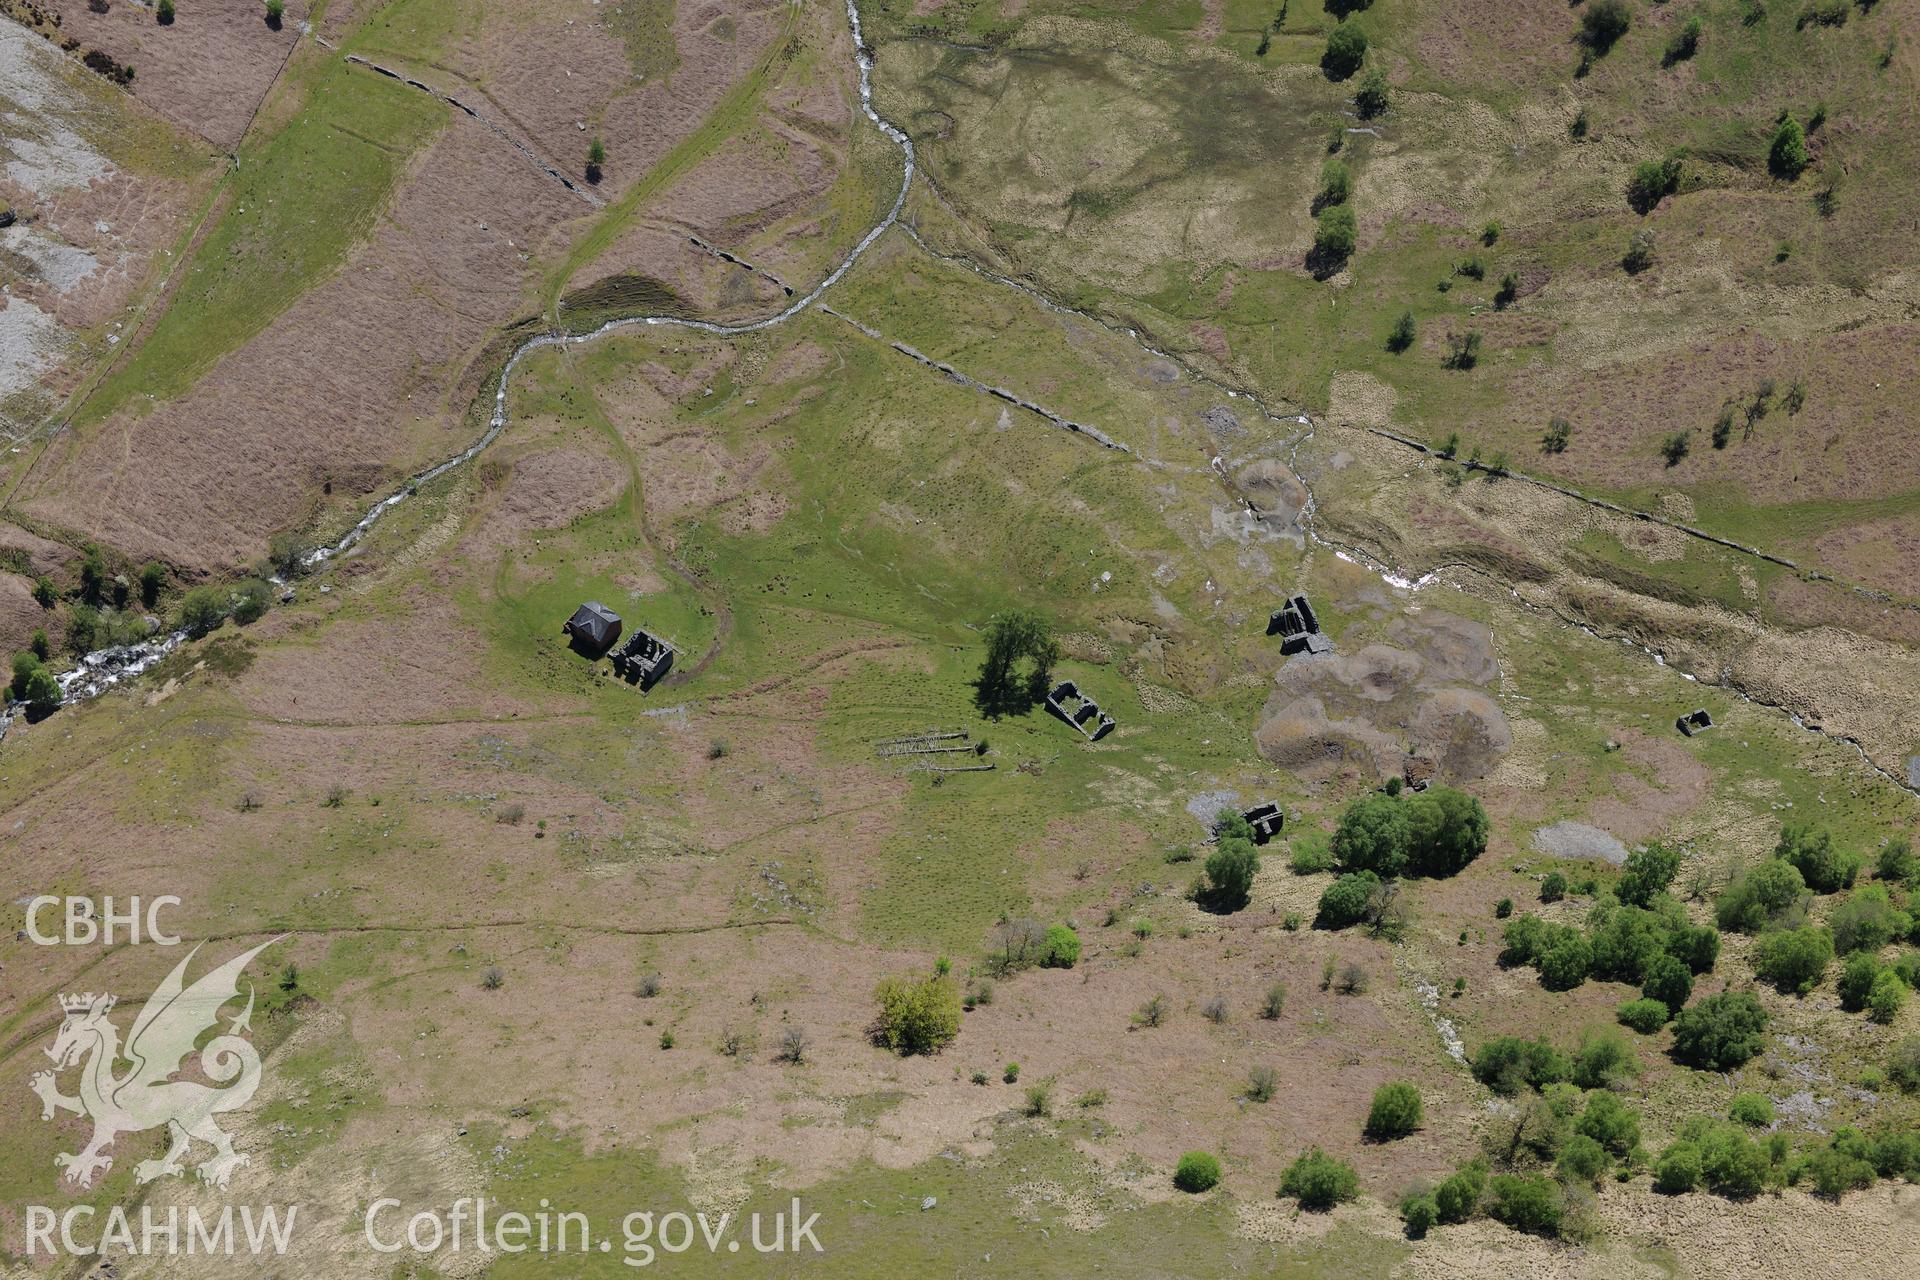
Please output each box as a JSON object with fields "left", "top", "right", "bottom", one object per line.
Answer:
{"left": 1046, "top": 680, "right": 1116, "bottom": 741}
{"left": 1268, "top": 593, "right": 1330, "bottom": 656}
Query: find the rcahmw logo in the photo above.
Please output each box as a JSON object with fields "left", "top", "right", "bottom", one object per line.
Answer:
{"left": 28, "top": 938, "right": 282, "bottom": 1191}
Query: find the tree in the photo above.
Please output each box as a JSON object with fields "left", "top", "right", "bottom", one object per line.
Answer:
{"left": 1443, "top": 331, "right": 1481, "bottom": 370}
{"left": 1040, "top": 924, "right": 1081, "bottom": 967}
{"left": 1405, "top": 785, "right": 1488, "bottom": 877}
{"left": 1776, "top": 823, "right": 1859, "bottom": 893}
{"left": 1279, "top": 1147, "right": 1358, "bottom": 1210}
{"left": 1321, "top": 21, "right": 1368, "bottom": 80}
{"left": 1540, "top": 871, "right": 1567, "bottom": 902}
{"left": 1577, "top": 0, "right": 1632, "bottom": 56}
{"left": 1642, "top": 953, "right": 1692, "bottom": 1013}
{"left": 1754, "top": 925, "right": 1833, "bottom": 994}
{"left": 179, "top": 586, "right": 229, "bottom": 640}
{"left": 975, "top": 608, "right": 1059, "bottom": 715}
{"left": 1316, "top": 870, "right": 1379, "bottom": 929}
{"left": 1487, "top": 1173, "right": 1563, "bottom": 1236}
{"left": 1715, "top": 859, "right": 1808, "bottom": 933}
{"left": 232, "top": 579, "right": 273, "bottom": 626}
{"left": 1729, "top": 1093, "right": 1774, "bottom": 1128}
{"left": 1317, "top": 159, "right": 1352, "bottom": 210}
{"left": 1889, "top": 1037, "right": 1920, "bottom": 1093}
{"left": 266, "top": 0, "right": 285, "bottom": 28}
{"left": 1365, "top": 1082, "right": 1423, "bottom": 1140}
{"left": 23, "top": 666, "right": 61, "bottom": 717}
{"left": 138, "top": 561, "right": 166, "bottom": 607}
{"left": 1332, "top": 793, "right": 1410, "bottom": 877}
{"left": 1401, "top": 1192, "right": 1438, "bottom": 1238}
{"left": 1324, "top": 0, "right": 1373, "bottom": 16}
{"left": 10, "top": 651, "right": 41, "bottom": 700}
{"left": 156, "top": 0, "right": 175, "bottom": 22}
{"left": 1199, "top": 834, "right": 1260, "bottom": 913}
{"left": 1696, "top": 1121, "right": 1768, "bottom": 1197}
{"left": 871, "top": 975, "right": 961, "bottom": 1055}
{"left": 586, "top": 136, "right": 607, "bottom": 183}
{"left": 1660, "top": 431, "right": 1692, "bottom": 466}
{"left": 1354, "top": 67, "right": 1389, "bottom": 118}
{"left": 1542, "top": 417, "right": 1572, "bottom": 453}
{"left": 1671, "top": 992, "right": 1768, "bottom": 1070}
{"left": 1311, "top": 203, "right": 1357, "bottom": 273}
{"left": 1387, "top": 310, "right": 1415, "bottom": 353}
{"left": 1769, "top": 116, "right": 1809, "bottom": 179}
{"left": 1617, "top": 842, "right": 1681, "bottom": 907}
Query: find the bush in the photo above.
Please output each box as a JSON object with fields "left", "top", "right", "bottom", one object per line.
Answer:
{"left": 1831, "top": 884, "right": 1909, "bottom": 954}
{"left": 1642, "top": 953, "right": 1693, "bottom": 1013}
{"left": 1660, "top": 431, "right": 1692, "bottom": 466}
{"left": 1312, "top": 203, "right": 1358, "bottom": 269}
{"left": 1571, "top": 1029, "right": 1641, "bottom": 1090}
{"left": 1668, "top": 923, "right": 1721, "bottom": 975}
{"left": 1260, "top": 982, "right": 1286, "bottom": 1020}
{"left": 1040, "top": 924, "right": 1081, "bottom": 967}
{"left": 1542, "top": 417, "right": 1571, "bottom": 454}
{"left": 871, "top": 975, "right": 962, "bottom": 1055}
{"left": 1769, "top": 117, "right": 1809, "bottom": 179}
{"left": 1777, "top": 823, "right": 1859, "bottom": 893}
{"left": 10, "top": 651, "right": 41, "bottom": 700}
{"left": 1199, "top": 833, "right": 1260, "bottom": 913}
{"left": 1317, "top": 870, "right": 1379, "bottom": 929}
{"left": 1866, "top": 969, "right": 1909, "bottom": 1025}
{"left": 1321, "top": 21, "right": 1368, "bottom": 79}
{"left": 1663, "top": 15, "right": 1701, "bottom": 64}
{"left": 1576, "top": 1090, "right": 1640, "bottom": 1157}
{"left": 1696, "top": 1122, "right": 1769, "bottom": 1197}
{"left": 1538, "top": 933, "right": 1593, "bottom": 990}
{"left": 1290, "top": 840, "right": 1334, "bottom": 874}
{"left": 1616, "top": 843, "right": 1681, "bottom": 907}
{"left": 1671, "top": 993, "right": 1768, "bottom": 1070}
{"left": 178, "top": 585, "right": 229, "bottom": 640}
{"left": 1354, "top": 67, "right": 1389, "bottom": 118}
{"left": 1433, "top": 1160, "right": 1486, "bottom": 1223}
{"left": 1839, "top": 952, "right": 1883, "bottom": 1011}
{"left": 1716, "top": 859, "right": 1809, "bottom": 933}
{"left": 1540, "top": 871, "right": 1566, "bottom": 903}
{"left": 1558, "top": 1134, "right": 1609, "bottom": 1186}
{"left": 1578, "top": 0, "right": 1631, "bottom": 53}
{"left": 1365, "top": 1082, "right": 1423, "bottom": 1140}
{"left": 1279, "top": 1147, "right": 1359, "bottom": 1210}
{"left": 1486, "top": 1173, "right": 1563, "bottom": 1236}
{"left": 1173, "top": 1150, "right": 1221, "bottom": 1193}
{"left": 231, "top": 579, "right": 272, "bottom": 626}
{"left": 1627, "top": 155, "right": 1683, "bottom": 213}
{"left": 1754, "top": 925, "right": 1833, "bottom": 995}
{"left": 265, "top": 0, "right": 285, "bottom": 27}
{"left": 1401, "top": 1192, "right": 1438, "bottom": 1238}
{"left": 1729, "top": 1093, "right": 1775, "bottom": 1128}
{"left": 1618, "top": 997, "right": 1670, "bottom": 1033}
{"left": 1495, "top": 897, "right": 1513, "bottom": 919}
{"left": 1877, "top": 838, "right": 1916, "bottom": 885}
{"left": 1472, "top": 1036, "right": 1569, "bottom": 1095}
{"left": 1888, "top": 1037, "right": 1920, "bottom": 1093}
{"left": 1654, "top": 1141, "right": 1701, "bottom": 1193}
{"left": 1246, "top": 1065, "right": 1279, "bottom": 1102}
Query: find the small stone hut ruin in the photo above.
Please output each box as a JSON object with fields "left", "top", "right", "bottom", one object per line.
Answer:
{"left": 1268, "top": 593, "right": 1331, "bottom": 656}
{"left": 613, "top": 628, "right": 675, "bottom": 689}
{"left": 1046, "top": 680, "right": 1116, "bottom": 741}
{"left": 1676, "top": 709, "right": 1715, "bottom": 737}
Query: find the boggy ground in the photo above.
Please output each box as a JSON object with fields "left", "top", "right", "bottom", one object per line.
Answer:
{"left": 3, "top": 213, "right": 1918, "bottom": 1275}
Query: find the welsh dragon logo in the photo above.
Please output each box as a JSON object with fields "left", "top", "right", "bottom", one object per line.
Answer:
{"left": 30, "top": 939, "right": 280, "bottom": 1190}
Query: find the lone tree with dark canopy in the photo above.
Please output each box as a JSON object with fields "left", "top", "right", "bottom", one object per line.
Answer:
{"left": 975, "top": 607, "right": 1060, "bottom": 716}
